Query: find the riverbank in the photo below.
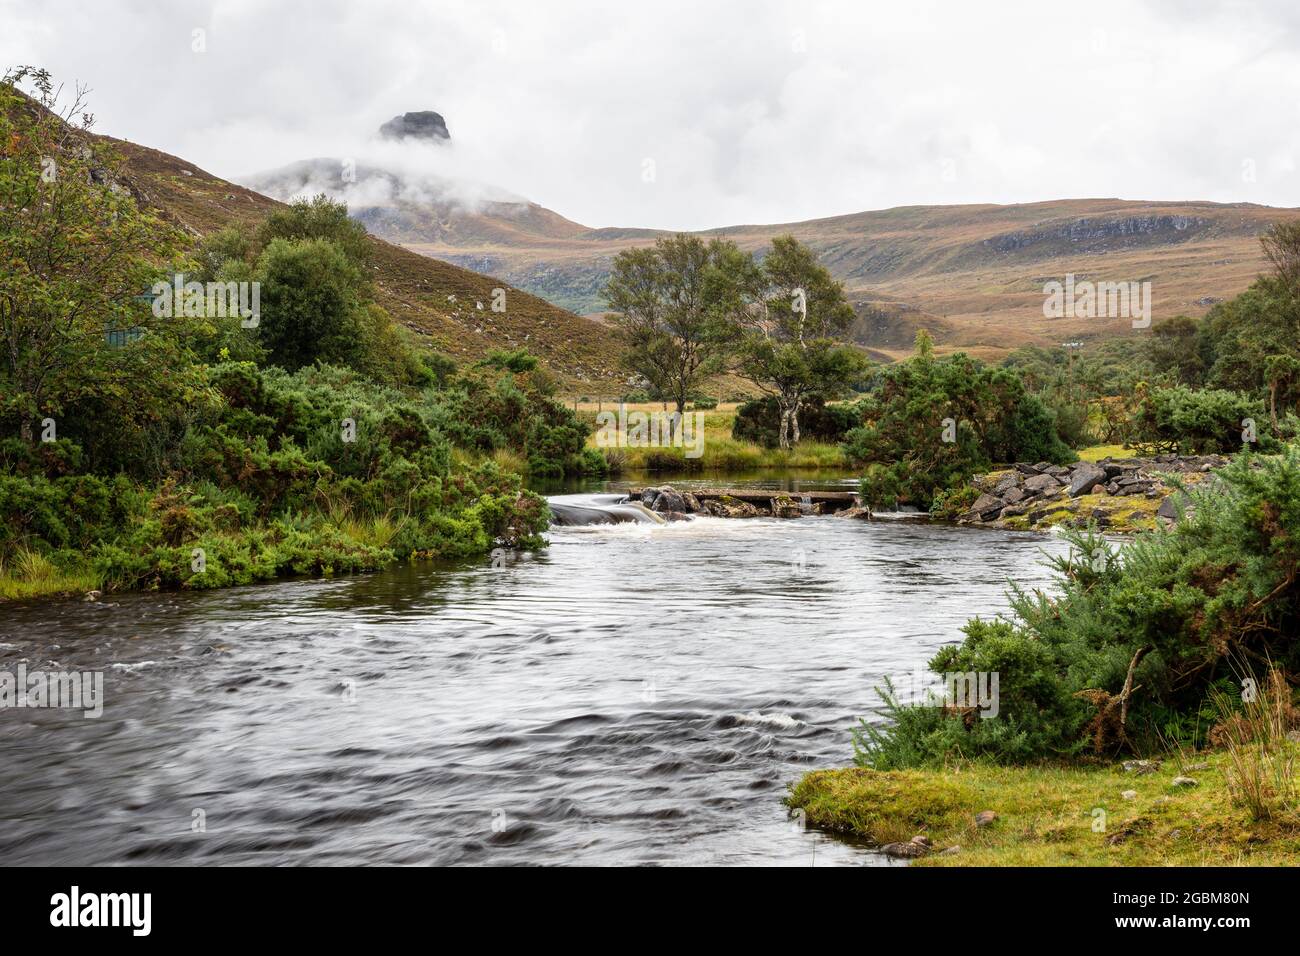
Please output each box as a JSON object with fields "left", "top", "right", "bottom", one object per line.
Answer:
{"left": 578, "top": 403, "right": 848, "bottom": 473}
{"left": 0, "top": 447, "right": 548, "bottom": 605}
{"left": 787, "top": 751, "right": 1300, "bottom": 865}
{"left": 945, "top": 453, "right": 1228, "bottom": 533}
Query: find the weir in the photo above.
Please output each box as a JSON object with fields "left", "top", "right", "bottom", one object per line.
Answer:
{"left": 546, "top": 494, "right": 667, "bottom": 526}
{"left": 626, "top": 487, "right": 859, "bottom": 513}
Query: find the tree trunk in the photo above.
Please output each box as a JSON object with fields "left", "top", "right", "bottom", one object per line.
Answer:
{"left": 778, "top": 399, "right": 796, "bottom": 450}
{"left": 665, "top": 396, "right": 685, "bottom": 441}
{"left": 20, "top": 418, "right": 32, "bottom": 443}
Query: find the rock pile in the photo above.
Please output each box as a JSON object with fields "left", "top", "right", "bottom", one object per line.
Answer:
{"left": 959, "top": 455, "right": 1226, "bottom": 532}
{"left": 635, "top": 486, "right": 864, "bottom": 520}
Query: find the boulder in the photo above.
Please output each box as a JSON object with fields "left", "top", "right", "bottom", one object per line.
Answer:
{"left": 715, "top": 496, "right": 760, "bottom": 518}
{"left": 1001, "top": 487, "right": 1026, "bottom": 504}
{"left": 682, "top": 493, "right": 701, "bottom": 513}
{"left": 770, "top": 495, "right": 804, "bottom": 519}
{"left": 992, "top": 474, "right": 1021, "bottom": 496}
{"left": 968, "top": 493, "right": 1006, "bottom": 519}
{"left": 974, "top": 810, "right": 998, "bottom": 827}
{"left": 650, "top": 488, "right": 687, "bottom": 513}
{"left": 1015, "top": 463, "right": 1042, "bottom": 476}
{"left": 1101, "top": 460, "right": 1140, "bottom": 479}
{"left": 1023, "top": 473, "right": 1062, "bottom": 495}
{"left": 1114, "top": 482, "right": 1154, "bottom": 497}
{"left": 1067, "top": 462, "right": 1108, "bottom": 497}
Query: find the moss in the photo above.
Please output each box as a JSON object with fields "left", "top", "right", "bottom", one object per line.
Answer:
{"left": 788, "top": 768, "right": 976, "bottom": 845}
{"left": 787, "top": 751, "right": 1300, "bottom": 865}
{"left": 1076, "top": 444, "right": 1132, "bottom": 462}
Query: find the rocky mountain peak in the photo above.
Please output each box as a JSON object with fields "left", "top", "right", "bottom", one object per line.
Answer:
{"left": 378, "top": 110, "right": 450, "bottom": 142}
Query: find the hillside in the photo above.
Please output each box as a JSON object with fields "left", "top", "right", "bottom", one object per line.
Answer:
{"left": 99, "top": 136, "right": 628, "bottom": 391}
{"left": 399, "top": 198, "right": 1300, "bottom": 362}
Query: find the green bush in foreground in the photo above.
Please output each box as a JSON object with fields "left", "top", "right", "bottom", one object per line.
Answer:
{"left": 856, "top": 447, "right": 1300, "bottom": 767}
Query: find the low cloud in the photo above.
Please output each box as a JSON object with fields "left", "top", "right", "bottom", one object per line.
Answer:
{"left": 3, "top": 0, "right": 1297, "bottom": 230}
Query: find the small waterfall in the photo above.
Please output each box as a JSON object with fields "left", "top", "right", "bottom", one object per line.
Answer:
{"left": 799, "top": 494, "right": 812, "bottom": 515}
{"left": 548, "top": 494, "right": 666, "bottom": 527}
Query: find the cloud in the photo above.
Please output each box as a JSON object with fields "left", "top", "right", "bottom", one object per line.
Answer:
{"left": 2, "top": 0, "right": 1297, "bottom": 230}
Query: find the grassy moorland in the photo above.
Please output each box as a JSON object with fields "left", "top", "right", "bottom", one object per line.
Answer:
{"left": 398, "top": 199, "right": 1300, "bottom": 364}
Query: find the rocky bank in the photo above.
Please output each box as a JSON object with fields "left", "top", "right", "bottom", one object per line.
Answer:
{"left": 957, "top": 454, "right": 1227, "bottom": 533}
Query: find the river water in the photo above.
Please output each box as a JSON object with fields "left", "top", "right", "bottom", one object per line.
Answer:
{"left": 0, "top": 476, "right": 1070, "bottom": 866}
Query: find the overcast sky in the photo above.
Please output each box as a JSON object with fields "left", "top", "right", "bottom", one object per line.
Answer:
{"left": 3, "top": 0, "right": 1298, "bottom": 230}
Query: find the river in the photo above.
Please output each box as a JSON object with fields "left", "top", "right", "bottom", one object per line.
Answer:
{"left": 0, "top": 475, "right": 1070, "bottom": 866}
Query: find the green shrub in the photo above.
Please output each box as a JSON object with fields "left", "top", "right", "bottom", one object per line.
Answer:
{"left": 846, "top": 336, "right": 1072, "bottom": 509}
{"left": 1132, "top": 384, "right": 1275, "bottom": 454}
{"left": 860, "top": 448, "right": 1300, "bottom": 766}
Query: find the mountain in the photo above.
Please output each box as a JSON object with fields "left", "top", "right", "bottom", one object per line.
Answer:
{"left": 244, "top": 109, "right": 1300, "bottom": 365}
{"left": 95, "top": 135, "right": 628, "bottom": 391}
{"left": 402, "top": 198, "right": 1300, "bottom": 362}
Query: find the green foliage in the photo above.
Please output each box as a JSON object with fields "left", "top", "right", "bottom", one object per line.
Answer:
{"left": 859, "top": 449, "right": 1300, "bottom": 766}
{"left": 0, "top": 80, "right": 562, "bottom": 600}
{"left": 433, "top": 360, "right": 597, "bottom": 478}
{"left": 1132, "top": 384, "right": 1274, "bottom": 454}
{"left": 1002, "top": 339, "right": 1154, "bottom": 447}
{"left": 187, "top": 197, "right": 424, "bottom": 385}
{"left": 254, "top": 237, "right": 367, "bottom": 371}
{"left": 0, "top": 67, "right": 187, "bottom": 442}
{"left": 846, "top": 332, "right": 1072, "bottom": 508}
{"left": 255, "top": 192, "right": 373, "bottom": 268}
{"left": 731, "top": 395, "right": 859, "bottom": 448}
{"left": 605, "top": 233, "right": 755, "bottom": 413}
{"left": 735, "top": 235, "right": 867, "bottom": 448}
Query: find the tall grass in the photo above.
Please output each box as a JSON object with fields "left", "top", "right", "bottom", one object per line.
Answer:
{"left": 1210, "top": 666, "right": 1298, "bottom": 821}
{"left": 582, "top": 404, "right": 850, "bottom": 473}
{"left": 0, "top": 547, "right": 102, "bottom": 602}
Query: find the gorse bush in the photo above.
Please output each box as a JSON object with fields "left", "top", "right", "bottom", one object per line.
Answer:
{"left": 1, "top": 357, "right": 563, "bottom": 593}
{"left": 857, "top": 449, "right": 1300, "bottom": 767}
{"left": 845, "top": 332, "right": 1072, "bottom": 509}
{"left": 1131, "top": 384, "right": 1283, "bottom": 454}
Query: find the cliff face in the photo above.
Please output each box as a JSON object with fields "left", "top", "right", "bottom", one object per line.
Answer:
{"left": 981, "top": 214, "right": 1211, "bottom": 254}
